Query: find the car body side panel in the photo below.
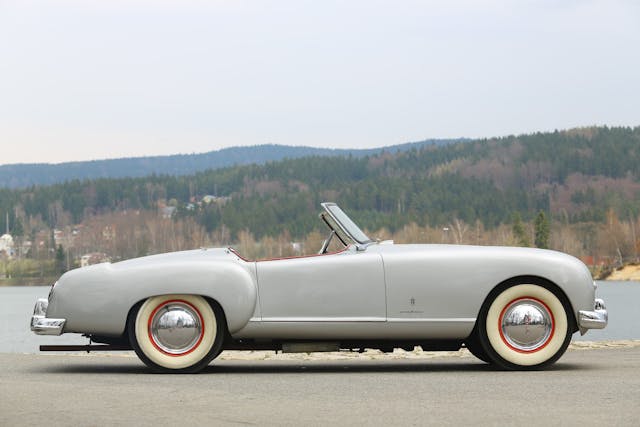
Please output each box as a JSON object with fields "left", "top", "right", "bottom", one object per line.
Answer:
{"left": 236, "top": 243, "right": 595, "bottom": 341}
{"left": 47, "top": 249, "right": 257, "bottom": 336}
{"left": 368, "top": 244, "right": 595, "bottom": 333}
{"left": 256, "top": 249, "right": 386, "bottom": 320}
{"left": 233, "top": 319, "right": 473, "bottom": 340}
{"left": 45, "top": 243, "right": 595, "bottom": 342}
{"left": 233, "top": 249, "right": 388, "bottom": 339}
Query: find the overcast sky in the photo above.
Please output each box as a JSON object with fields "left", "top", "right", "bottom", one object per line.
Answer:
{"left": 1, "top": 0, "right": 639, "bottom": 165}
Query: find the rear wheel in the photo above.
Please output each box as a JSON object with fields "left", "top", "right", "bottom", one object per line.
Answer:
{"left": 128, "top": 294, "right": 224, "bottom": 373}
{"left": 464, "top": 333, "right": 490, "bottom": 363}
{"left": 477, "top": 282, "right": 572, "bottom": 370}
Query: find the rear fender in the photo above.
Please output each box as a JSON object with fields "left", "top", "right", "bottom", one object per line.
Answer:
{"left": 48, "top": 260, "right": 257, "bottom": 336}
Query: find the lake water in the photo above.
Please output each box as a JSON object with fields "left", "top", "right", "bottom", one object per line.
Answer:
{"left": 1, "top": 281, "right": 638, "bottom": 353}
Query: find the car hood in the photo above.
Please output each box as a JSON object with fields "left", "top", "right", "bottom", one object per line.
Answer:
{"left": 370, "top": 243, "right": 584, "bottom": 263}
{"left": 367, "top": 243, "right": 593, "bottom": 291}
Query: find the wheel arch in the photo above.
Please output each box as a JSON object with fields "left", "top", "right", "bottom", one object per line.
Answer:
{"left": 125, "top": 293, "right": 232, "bottom": 340}
{"left": 126, "top": 294, "right": 227, "bottom": 372}
{"left": 53, "top": 259, "right": 257, "bottom": 338}
{"left": 477, "top": 275, "right": 578, "bottom": 334}
{"left": 119, "top": 261, "right": 256, "bottom": 336}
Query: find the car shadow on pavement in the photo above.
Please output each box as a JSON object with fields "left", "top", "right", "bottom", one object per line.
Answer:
{"left": 31, "top": 363, "right": 149, "bottom": 375}
{"left": 29, "top": 359, "right": 592, "bottom": 375}
{"left": 202, "top": 361, "right": 591, "bottom": 375}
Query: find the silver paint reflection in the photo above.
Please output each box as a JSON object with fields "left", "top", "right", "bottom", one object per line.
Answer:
{"left": 150, "top": 302, "right": 202, "bottom": 354}
{"left": 501, "top": 299, "right": 553, "bottom": 351}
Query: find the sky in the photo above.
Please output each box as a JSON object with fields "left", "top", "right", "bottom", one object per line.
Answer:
{"left": 1, "top": 0, "right": 639, "bottom": 165}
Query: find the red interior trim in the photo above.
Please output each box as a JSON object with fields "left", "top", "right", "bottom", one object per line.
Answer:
{"left": 228, "top": 246, "right": 348, "bottom": 263}
{"left": 228, "top": 247, "right": 251, "bottom": 262}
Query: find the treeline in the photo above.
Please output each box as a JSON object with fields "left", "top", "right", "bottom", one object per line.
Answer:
{"left": 1, "top": 126, "right": 639, "bottom": 243}
{"left": 0, "top": 139, "right": 463, "bottom": 188}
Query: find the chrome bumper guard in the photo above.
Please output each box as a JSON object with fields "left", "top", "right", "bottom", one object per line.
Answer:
{"left": 30, "top": 298, "right": 66, "bottom": 336}
{"left": 578, "top": 298, "right": 608, "bottom": 330}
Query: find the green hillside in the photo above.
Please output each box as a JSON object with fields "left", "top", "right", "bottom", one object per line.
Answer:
{"left": 3, "top": 126, "right": 638, "bottom": 238}
{"left": 1, "top": 126, "right": 639, "bottom": 278}
{"left": 0, "top": 139, "right": 462, "bottom": 188}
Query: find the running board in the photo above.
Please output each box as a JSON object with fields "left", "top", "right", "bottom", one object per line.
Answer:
{"left": 40, "top": 344, "right": 131, "bottom": 352}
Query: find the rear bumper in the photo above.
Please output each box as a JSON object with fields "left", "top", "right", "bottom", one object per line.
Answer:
{"left": 30, "top": 298, "right": 66, "bottom": 336}
{"left": 578, "top": 298, "right": 608, "bottom": 332}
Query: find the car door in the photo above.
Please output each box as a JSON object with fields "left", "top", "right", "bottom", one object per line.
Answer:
{"left": 257, "top": 249, "right": 386, "bottom": 321}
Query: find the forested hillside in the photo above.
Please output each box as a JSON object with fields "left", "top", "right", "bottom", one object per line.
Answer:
{"left": 1, "top": 126, "right": 639, "bottom": 279}
{"left": 0, "top": 139, "right": 461, "bottom": 188}
{"left": 3, "top": 126, "right": 638, "bottom": 233}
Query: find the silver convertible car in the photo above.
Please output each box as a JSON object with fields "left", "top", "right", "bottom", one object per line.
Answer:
{"left": 31, "top": 203, "right": 607, "bottom": 373}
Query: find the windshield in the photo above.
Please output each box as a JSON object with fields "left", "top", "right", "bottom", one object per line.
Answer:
{"left": 322, "top": 203, "right": 372, "bottom": 245}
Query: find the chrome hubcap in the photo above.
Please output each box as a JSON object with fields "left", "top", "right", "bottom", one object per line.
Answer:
{"left": 150, "top": 301, "right": 202, "bottom": 355}
{"left": 501, "top": 298, "right": 553, "bottom": 352}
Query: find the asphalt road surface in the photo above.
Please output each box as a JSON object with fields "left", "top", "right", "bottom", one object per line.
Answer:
{"left": 1, "top": 347, "right": 639, "bottom": 426}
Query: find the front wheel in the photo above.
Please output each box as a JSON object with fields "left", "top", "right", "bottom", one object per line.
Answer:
{"left": 128, "top": 294, "right": 225, "bottom": 373}
{"left": 477, "top": 283, "right": 572, "bottom": 370}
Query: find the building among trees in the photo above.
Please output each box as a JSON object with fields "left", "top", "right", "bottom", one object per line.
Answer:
{"left": 0, "top": 233, "right": 14, "bottom": 258}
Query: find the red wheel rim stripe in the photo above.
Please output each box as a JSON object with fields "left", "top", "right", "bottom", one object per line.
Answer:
{"left": 498, "top": 296, "right": 555, "bottom": 354}
{"left": 147, "top": 299, "right": 205, "bottom": 357}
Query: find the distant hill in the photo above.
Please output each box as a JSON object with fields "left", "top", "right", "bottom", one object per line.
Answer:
{"left": 2, "top": 126, "right": 639, "bottom": 242}
{"left": 0, "top": 139, "right": 464, "bottom": 188}
{"left": 3, "top": 126, "right": 639, "bottom": 272}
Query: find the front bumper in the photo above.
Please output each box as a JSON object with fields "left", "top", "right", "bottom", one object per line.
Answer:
{"left": 30, "top": 298, "right": 66, "bottom": 336}
{"left": 578, "top": 298, "right": 608, "bottom": 331}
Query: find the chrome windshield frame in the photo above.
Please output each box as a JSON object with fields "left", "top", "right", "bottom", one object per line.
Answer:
{"left": 320, "top": 203, "right": 374, "bottom": 246}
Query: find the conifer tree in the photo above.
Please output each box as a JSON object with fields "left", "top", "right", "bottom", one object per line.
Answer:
{"left": 55, "top": 245, "right": 66, "bottom": 274}
{"left": 512, "top": 212, "right": 530, "bottom": 247}
{"left": 534, "top": 211, "right": 550, "bottom": 249}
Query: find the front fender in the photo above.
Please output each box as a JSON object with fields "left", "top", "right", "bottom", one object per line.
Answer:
{"left": 376, "top": 244, "right": 595, "bottom": 329}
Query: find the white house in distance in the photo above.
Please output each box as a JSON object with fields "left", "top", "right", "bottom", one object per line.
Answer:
{"left": 80, "top": 252, "right": 110, "bottom": 267}
{"left": 0, "top": 233, "right": 14, "bottom": 258}
{"left": 1, "top": 212, "right": 14, "bottom": 258}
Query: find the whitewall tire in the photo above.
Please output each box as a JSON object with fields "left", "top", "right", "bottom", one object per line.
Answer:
{"left": 479, "top": 283, "right": 573, "bottom": 369}
{"left": 128, "top": 294, "right": 224, "bottom": 373}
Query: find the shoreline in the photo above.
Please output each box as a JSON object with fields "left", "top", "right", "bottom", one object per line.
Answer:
{"left": 602, "top": 264, "right": 640, "bottom": 281}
